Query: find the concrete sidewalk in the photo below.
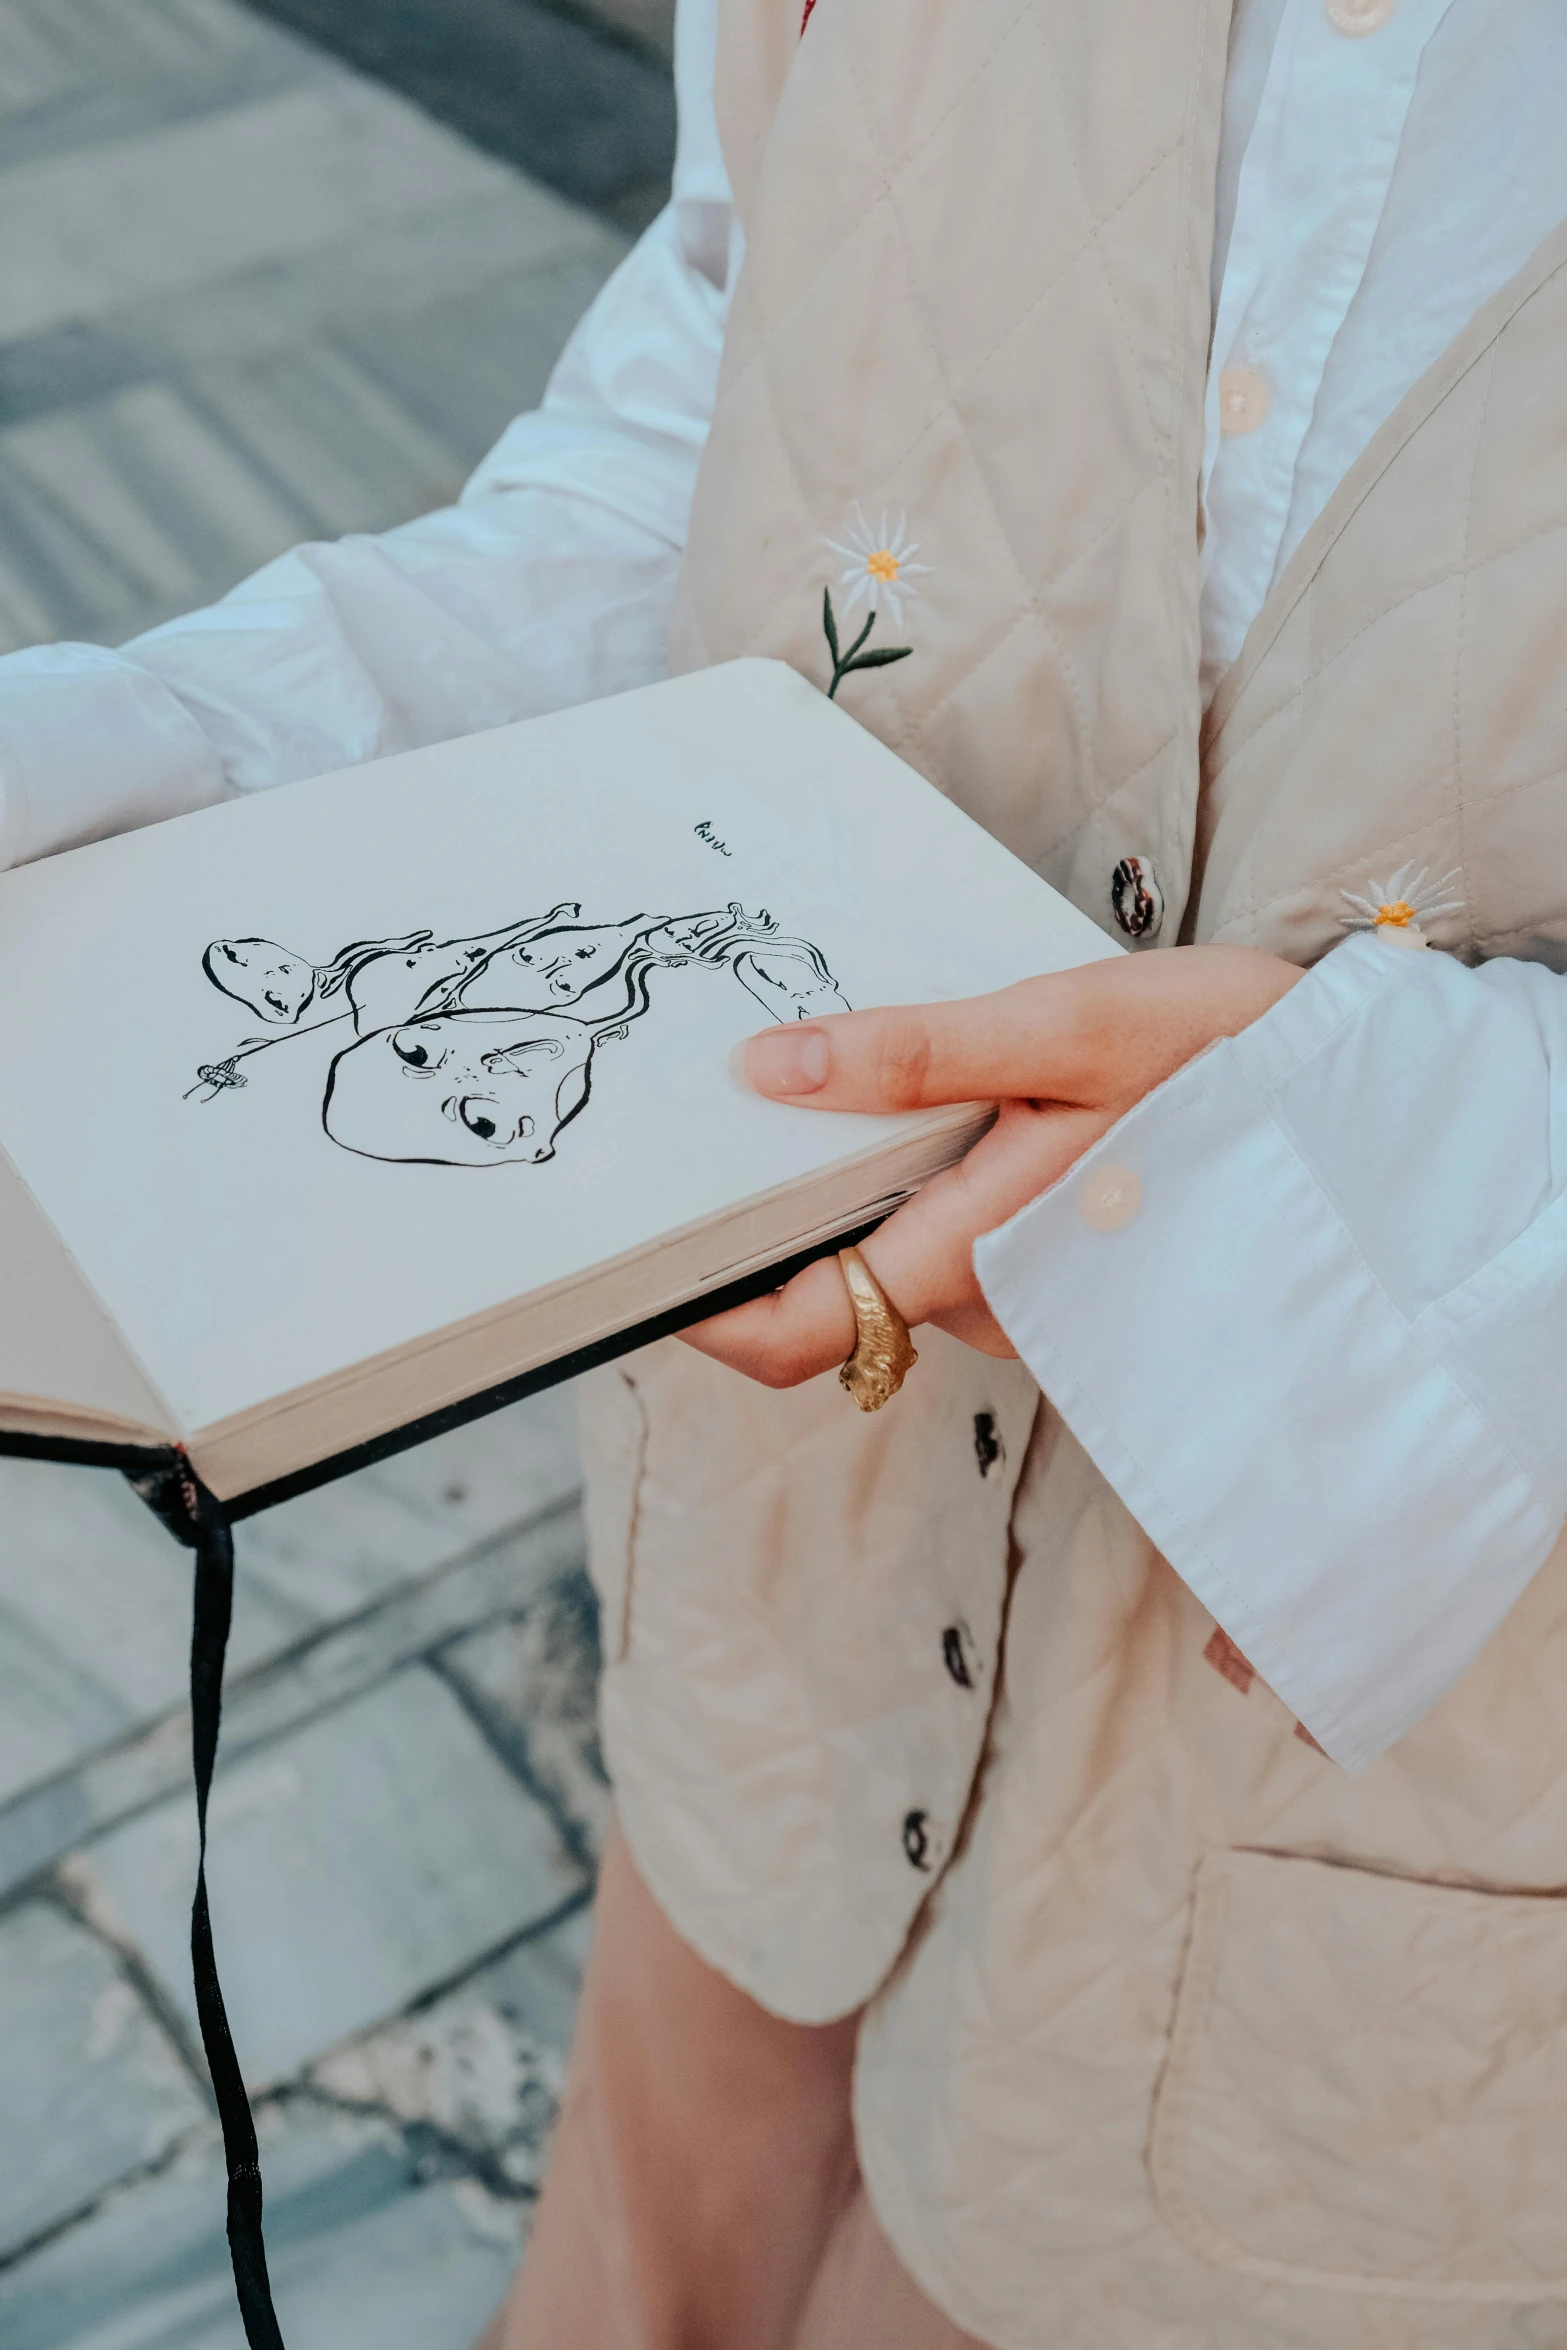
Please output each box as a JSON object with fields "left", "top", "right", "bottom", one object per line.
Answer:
{"left": 0, "top": 0, "right": 659, "bottom": 2336}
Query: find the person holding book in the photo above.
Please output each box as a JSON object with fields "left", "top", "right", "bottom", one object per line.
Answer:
{"left": 4, "top": 0, "right": 1567, "bottom": 2342}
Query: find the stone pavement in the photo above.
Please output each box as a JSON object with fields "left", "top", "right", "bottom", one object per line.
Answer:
{"left": 0, "top": 1395, "right": 603, "bottom": 2346}
{"left": 0, "top": 0, "right": 678, "bottom": 2336}
{"left": 245, "top": 0, "right": 676, "bottom": 228}
{"left": 0, "top": 0, "right": 650, "bottom": 655}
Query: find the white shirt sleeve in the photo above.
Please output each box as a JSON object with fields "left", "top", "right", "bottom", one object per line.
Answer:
{"left": 0, "top": 0, "right": 732, "bottom": 870}
{"left": 974, "top": 931, "right": 1567, "bottom": 1772}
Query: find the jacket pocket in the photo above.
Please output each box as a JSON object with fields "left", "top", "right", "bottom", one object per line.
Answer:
{"left": 575, "top": 1362, "right": 650, "bottom": 1665}
{"left": 1149, "top": 1847, "right": 1567, "bottom": 2302}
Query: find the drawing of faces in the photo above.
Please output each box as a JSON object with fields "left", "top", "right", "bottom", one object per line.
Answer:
{"left": 192, "top": 900, "right": 850, "bottom": 1166}
{"left": 732, "top": 945, "right": 849, "bottom": 1024}
{"left": 450, "top": 916, "right": 677, "bottom": 1014}
{"left": 345, "top": 939, "right": 491, "bottom": 1036}
{"left": 204, "top": 938, "right": 317, "bottom": 1024}
{"left": 322, "top": 1009, "right": 602, "bottom": 1167}
{"left": 340, "top": 909, "right": 581, "bottom": 1034}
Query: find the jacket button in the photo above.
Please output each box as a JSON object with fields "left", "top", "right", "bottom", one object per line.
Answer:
{"left": 1111, "top": 855, "right": 1164, "bottom": 939}
{"left": 972, "top": 1410, "right": 1001, "bottom": 1477}
{"left": 943, "top": 1622, "right": 978, "bottom": 1688}
{"left": 902, "top": 1809, "right": 933, "bottom": 1870}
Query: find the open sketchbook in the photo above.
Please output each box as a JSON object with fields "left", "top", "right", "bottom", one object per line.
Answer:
{"left": 0, "top": 660, "right": 1116, "bottom": 1505}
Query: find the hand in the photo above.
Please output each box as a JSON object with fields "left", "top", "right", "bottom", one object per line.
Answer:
{"left": 684, "top": 945, "right": 1302, "bottom": 1385}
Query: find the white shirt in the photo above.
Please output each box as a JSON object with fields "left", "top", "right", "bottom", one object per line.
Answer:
{"left": 1199, "top": 0, "right": 1567, "bottom": 694}
{"left": 3, "top": 0, "right": 1565, "bottom": 1769}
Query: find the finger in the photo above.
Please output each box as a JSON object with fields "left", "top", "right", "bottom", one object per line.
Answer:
{"left": 681, "top": 1253, "right": 857, "bottom": 1386}
{"left": 862, "top": 1099, "right": 1112, "bottom": 1316}
{"left": 683, "top": 1156, "right": 991, "bottom": 1387}
{"left": 730, "top": 982, "right": 1084, "bottom": 1114}
{"left": 929, "top": 1297, "right": 1018, "bottom": 1358}
{"left": 679, "top": 1181, "right": 978, "bottom": 1390}
{"left": 731, "top": 946, "right": 1298, "bottom": 1117}
{"left": 683, "top": 1098, "right": 1112, "bottom": 1386}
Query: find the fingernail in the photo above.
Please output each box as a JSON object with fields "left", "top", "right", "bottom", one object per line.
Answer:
{"left": 730, "top": 1026, "right": 830, "bottom": 1095}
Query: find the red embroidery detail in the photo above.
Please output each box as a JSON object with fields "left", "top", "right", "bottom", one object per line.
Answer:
{"left": 1203, "top": 1625, "right": 1256, "bottom": 1697}
{"left": 1294, "top": 1721, "right": 1328, "bottom": 1757}
{"left": 800, "top": 0, "right": 818, "bottom": 31}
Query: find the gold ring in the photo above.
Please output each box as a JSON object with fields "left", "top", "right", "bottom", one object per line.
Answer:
{"left": 837, "top": 1246, "right": 918, "bottom": 1411}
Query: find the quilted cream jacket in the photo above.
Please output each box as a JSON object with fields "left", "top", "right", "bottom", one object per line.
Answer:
{"left": 580, "top": 0, "right": 1567, "bottom": 2340}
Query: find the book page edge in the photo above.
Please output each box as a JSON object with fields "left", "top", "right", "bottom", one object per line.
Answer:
{"left": 0, "top": 1138, "right": 181, "bottom": 1447}
{"left": 187, "top": 1107, "right": 989, "bottom": 1498}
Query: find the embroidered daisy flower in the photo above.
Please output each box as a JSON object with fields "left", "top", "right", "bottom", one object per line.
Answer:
{"left": 1340, "top": 862, "right": 1462, "bottom": 948}
{"left": 824, "top": 505, "right": 933, "bottom": 629}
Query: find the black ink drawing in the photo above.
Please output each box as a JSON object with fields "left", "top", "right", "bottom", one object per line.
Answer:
{"left": 188, "top": 902, "right": 848, "bottom": 1168}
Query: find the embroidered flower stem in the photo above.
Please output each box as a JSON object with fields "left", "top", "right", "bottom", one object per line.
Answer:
{"left": 822, "top": 586, "right": 911, "bottom": 701}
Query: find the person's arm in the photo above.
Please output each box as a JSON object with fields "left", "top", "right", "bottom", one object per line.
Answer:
{"left": 695, "top": 932, "right": 1567, "bottom": 1772}
{"left": 0, "top": 0, "right": 732, "bottom": 869}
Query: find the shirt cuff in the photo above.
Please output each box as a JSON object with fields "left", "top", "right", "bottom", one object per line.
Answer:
{"left": 973, "top": 937, "right": 1562, "bottom": 1772}
{"left": 0, "top": 643, "right": 225, "bottom": 868}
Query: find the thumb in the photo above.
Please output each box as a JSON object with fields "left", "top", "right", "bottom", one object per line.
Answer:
{"left": 730, "top": 988, "right": 1073, "bottom": 1113}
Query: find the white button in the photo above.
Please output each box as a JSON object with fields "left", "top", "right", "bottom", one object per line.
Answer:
{"left": 1218, "top": 367, "right": 1270, "bottom": 436}
{"left": 1326, "top": 0, "right": 1396, "bottom": 32}
{"left": 1079, "top": 1164, "right": 1142, "bottom": 1232}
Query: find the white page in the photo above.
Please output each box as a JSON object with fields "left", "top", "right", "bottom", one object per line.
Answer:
{"left": 0, "top": 662, "right": 1114, "bottom": 1430}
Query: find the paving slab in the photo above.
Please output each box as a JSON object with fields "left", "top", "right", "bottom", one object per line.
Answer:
{"left": 455, "top": 1898, "right": 596, "bottom": 2086}
{"left": 0, "top": 1607, "right": 137, "bottom": 1826}
{"left": 586, "top": 0, "right": 676, "bottom": 63}
{"left": 0, "top": 0, "right": 629, "bottom": 654}
{"left": 0, "top": 0, "right": 322, "bottom": 170}
{"left": 0, "top": 184, "right": 613, "bottom": 429}
{"left": 68, "top": 1666, "right": 586, "bottom": 2085}
{"left": 336, "top": 250, "right": 619, "bottom": 455}
{"left": 0, "top": 1494, "right": 587, "bottom": 1905}
{"left": 0, "top": 1388, "right": 579, "bottom": 1851}
{"left": 0, "top": 2098, "right": 520, "bottom": 2350}
{"left": 470, "top": 1899, "right": 594, "bottom": 2059}
{"left": 438, "top": 1563, "right": 609, "bottom": 1863}
{"left": 309, "top": 1900, "right": 592, "bottom": 2191}
{"left": 237, "top": 1384, "right": 582, "bottom": 1621}
{"left": 0, "top": 1459, "right": 306, "bottom": 1807}
{"left": 244, "top": 0, "right": 676, "bottom": 224}
{"left": 0, "top": 1900, "right": 206, "bottom": 2262}
{"left": 0, "top": 244, "right": 622, "bottom": 648}
{"left": 2, "top": 77, "right": 522, "bottom": 344}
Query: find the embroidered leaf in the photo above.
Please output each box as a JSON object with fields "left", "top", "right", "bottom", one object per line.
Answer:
{"left": 842, "top": 610, "right": 877, "bottom": 664}
{"left": 823, "top": 585, "right": 913, "bottom": 699}
{"left": 843, "top": 646, "right": 912, "bottom": 674}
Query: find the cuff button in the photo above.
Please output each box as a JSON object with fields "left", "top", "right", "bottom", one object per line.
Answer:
{"left": 1078, "top": 1164, "right": 1142, "bottom": 1231}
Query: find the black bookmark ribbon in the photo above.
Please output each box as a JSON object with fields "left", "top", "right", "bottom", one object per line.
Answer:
{"left": 135, "top": 1459, "right": 285, "bottom": 2347}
